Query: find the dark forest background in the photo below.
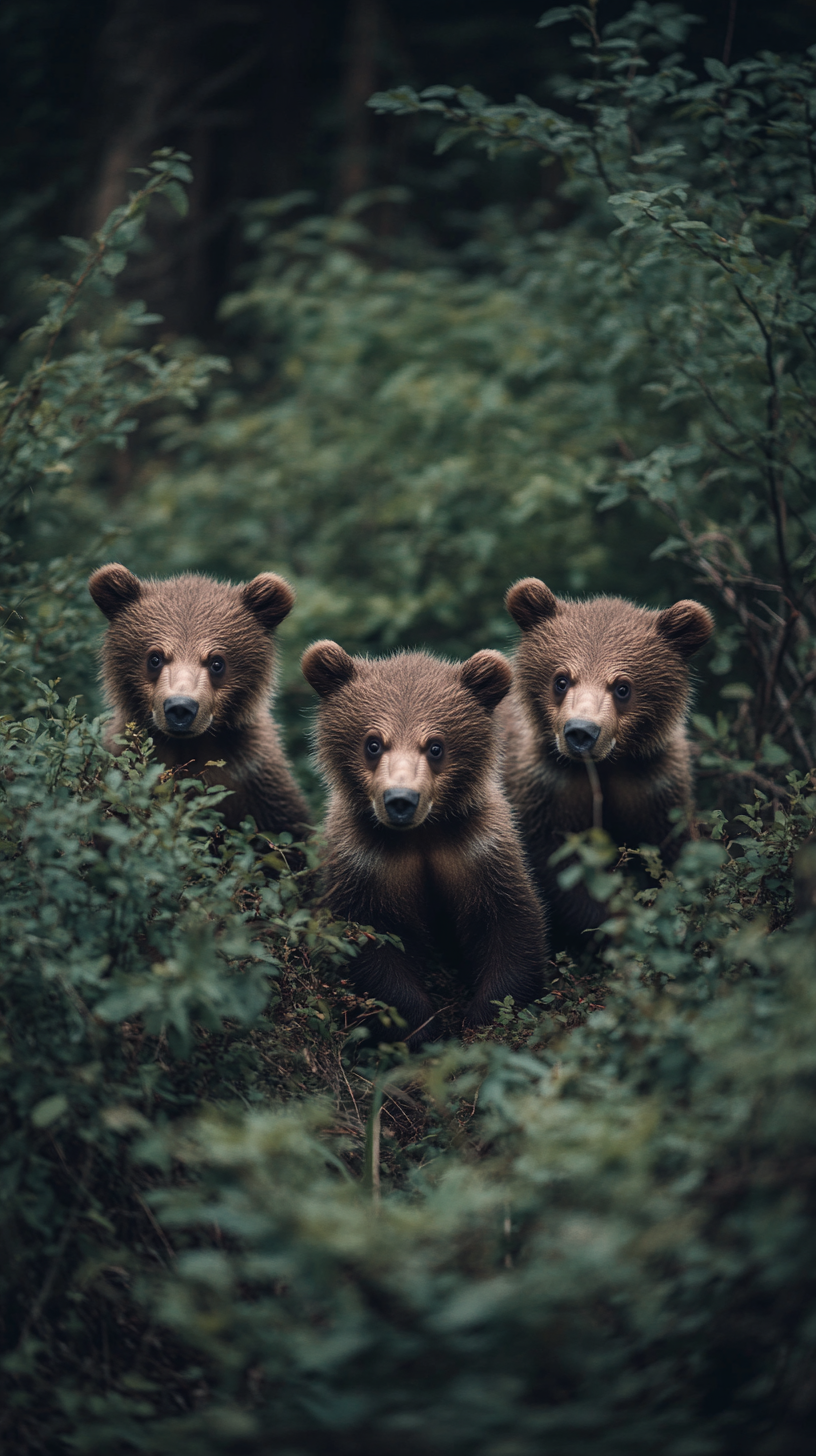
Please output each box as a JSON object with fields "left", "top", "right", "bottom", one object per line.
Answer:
{"left": 2, "top": 0, "right": 813, "bottom": 341}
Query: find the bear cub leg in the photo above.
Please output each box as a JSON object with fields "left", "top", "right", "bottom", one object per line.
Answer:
{"left": 459, "top": 875, "right": 547, "bottom": 1028}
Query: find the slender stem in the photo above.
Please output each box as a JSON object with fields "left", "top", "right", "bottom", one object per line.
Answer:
{"left": 362, "top": 1078, "right": 384, "bottom": 1208}
{"left": 722, "top": 0, "right": 738, "bottom": 68}
{"left": 585, "top": 758, "right": 603, "bottom": 830}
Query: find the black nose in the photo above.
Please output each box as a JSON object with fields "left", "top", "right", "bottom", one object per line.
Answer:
{"left": 383, "top": 787, "right": 420, "bottom": 826}
{"left": 564, "top": 718, "right": 601, "bottom": 755}
{"left": 163, "top": 696, "right": 199, "bottom": 732}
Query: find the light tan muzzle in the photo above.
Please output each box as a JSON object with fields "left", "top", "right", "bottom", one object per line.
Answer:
{"left": 371, "top": 751, "right": 434, "bottom": 829}
{"left": 555, "top": 685, "right": 616, "bottom": 762}
{"left": 152, "top": 660, "right": 215, "bottom": 737}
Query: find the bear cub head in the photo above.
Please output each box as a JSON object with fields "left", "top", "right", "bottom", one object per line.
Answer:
{"left": 302, "top": 643, "right": 512, "bottom": 828}
{"left": 89, "top": 563, "right": 295, "bottom": 740}
{"left": 506, "top": 577, "right": 714, "bottom": 763}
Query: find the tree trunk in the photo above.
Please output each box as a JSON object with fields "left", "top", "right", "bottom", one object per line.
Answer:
{"left": 337, "top": 0, "right": 380, "bottom": 202}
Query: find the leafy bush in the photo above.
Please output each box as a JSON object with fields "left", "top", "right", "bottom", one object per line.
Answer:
{"left": 1, "top": 7, "right": 816, "bottom": 1453}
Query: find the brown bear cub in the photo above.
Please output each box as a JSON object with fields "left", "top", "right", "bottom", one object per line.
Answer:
{"left": 302, "top": 642, "right": 547, "bottom": 1047}
{"left": 499, "top": 578, "right": 714, "bottom": 941}
{"left": 89, "top": 564, "right": 310, "bottom": 837}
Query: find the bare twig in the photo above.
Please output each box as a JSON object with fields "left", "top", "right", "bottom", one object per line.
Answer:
{"left": 337, "top": 1053, "right": 364, "bottom": 1131}
{"left": 774, "top": 682, "right": 814, "bottom": 769}
{"left": 763, "top": 609, "right": 800, "bottom": 715}
{"left": 135, "top": 1190, "right": 177, "bottom": 1265}
{"left": 697, "top": 766, "right": 792, "bottom": 798}
{"left": 722, "top": 0, "right": 738, "bottom": 68}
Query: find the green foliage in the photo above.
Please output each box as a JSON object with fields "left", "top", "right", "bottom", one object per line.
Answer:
{"left": 0, "top": 150, "right": 225, "bottom": 524}
{"left": 1, "top": 12, "right": 816, "bottom": 1454}
{"left": 369, "top": 3, "right": 816, "bottom": 775}
{"left": 53, "top": 828, "right": 816, "bottom": 1455}
{"left": 0, "top": 150, "right": 227, "bottom": 719}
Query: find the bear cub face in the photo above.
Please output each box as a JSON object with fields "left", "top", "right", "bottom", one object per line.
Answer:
{"left": 506, "top": 577, "right": 714, "bottom": 763}
{"left": 302, "top": 642, "right": 512, "bottom": 827}
{"left": 89, "top": 563, "right": 295, "bottom": 741}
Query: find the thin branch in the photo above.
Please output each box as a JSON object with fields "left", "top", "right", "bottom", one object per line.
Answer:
{"left": 774, "top": 682, "right": 814, "bottom": 768}
{"left": 585, "top": 759, "right": 603, "bottom": 829}
{"left": 135, "top": 1190, "right": 177, "bottom": 1265}
{"left": 777, "top": 664, "right": 816, "bottom": 712}
{"left": 697, "top": 766, "right": 792, "bottom": 799}
{"left": 763, "top": 609, "right": 800, "bottom": 715}
{"left": 722, "top": 0, "right": 738, "bottom": 68}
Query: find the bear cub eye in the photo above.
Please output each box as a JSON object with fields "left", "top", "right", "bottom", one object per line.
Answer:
{"left": 147, "top": 652, "right": 163, "bottom": 672}
{"left": 553, "top": 674, "right": 570, "bottom": 695}
{"left": 209, "top": 655, "right": 226, "bottom": 677}
{"left": 365, "top": 737, "right": 383, "bottom": 759}
{"left": 613, "top": 681, "right": 631, "bottom": 702}
{"left": 427, "top": 740, "right": 444, "bottom": 762}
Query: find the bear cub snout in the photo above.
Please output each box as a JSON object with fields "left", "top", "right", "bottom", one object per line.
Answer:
{"left": 89, "top": 563, "right": 310, "bottom": 837}
{"left": 302, "top": 641, "right": 548, "bottom": 1047}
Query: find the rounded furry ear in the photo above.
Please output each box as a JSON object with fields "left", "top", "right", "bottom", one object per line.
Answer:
{"left": 505, "top": 577, "right": 559, "bottom": 632}
{"left": 88, "top": 563, "right": 142, "bottom": 620}
{"left": 241, "top": 573, "right": 295, "bottom": 632}
{"left": 461, "top": 650, "right": 512, "bottom": 712}
{"left": 656, "top": 599, "right": 714, "bottom": 659}
{"left": 301, "top": 640, "right": 356, "bottom": 697}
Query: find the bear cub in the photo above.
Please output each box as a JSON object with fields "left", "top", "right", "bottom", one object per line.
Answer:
{"left": 302, "top": 642, "right": 548, "bottom": 1047}
{"left": 89, "top": 563, "right": 310, "bottom": 837}
{"left": 498, "top": 578, "right": 714, "bottom": 941}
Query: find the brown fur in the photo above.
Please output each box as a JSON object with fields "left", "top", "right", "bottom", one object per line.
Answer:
{"left": 498, "top": 578, "right": 714, "bottom": 941}
{"left": 302, "top": 642, "right": 547, "bottom": 1046}
{"left": 88, "top": 563, "right": 310, "bottom": 836}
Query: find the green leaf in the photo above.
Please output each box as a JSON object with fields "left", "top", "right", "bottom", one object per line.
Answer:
{"left": 703, "top": 57, "right": 731, "bottom": 83}
{"left": 161, "top": 180, "right": 189, "bottom": 217}
{"left": 60, "top": 236, "right": 92, "bottom": 257}
{"left": 537, "top": 6, "right": 593, "bottom": 29}
{"left": 31, "top": 1094, "right": 68, "bottom": 1128}
{"left": 100, "top": 250, "right": 127, "bottom": 276}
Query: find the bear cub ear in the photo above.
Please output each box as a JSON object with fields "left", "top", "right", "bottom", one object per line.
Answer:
{"left": 505, "top": 577, "right": 559, "bottom": 632}
{"left": 241, "top": 573, "right": 296, "bottom": 632}
{"left": 461, "top": 650, "right": 513, "bottom": 712}
{"left": 302, "top": 640, "right": 356, "bottom": 698}
{"left": 88, "top": 563, "right": 142, "bottom": 620}
{"left": 656, "top": 599, "right": 714, "bottom": 659}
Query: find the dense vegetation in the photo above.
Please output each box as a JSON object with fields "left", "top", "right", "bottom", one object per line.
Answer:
{"left": 1, "top": 5, "right": 815, "bottom": 1451}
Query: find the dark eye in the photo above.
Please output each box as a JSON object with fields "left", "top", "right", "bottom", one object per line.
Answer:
{"left": 427, "top": 740, "right": 444, "bottom": 761}
{"left": 614, "top": 681, "right": 631, "bottom": 701}
{"left": 553, "top": 674, "right": 570, "bottom": 695}
{"left": 365, "top": 737, "right": 383, "bottom": 759}
{"left": 209, "top": 655, "right": 226, "bottom": 677}
{"left": 147, "top": 652, "right": 163, "bottom": 672}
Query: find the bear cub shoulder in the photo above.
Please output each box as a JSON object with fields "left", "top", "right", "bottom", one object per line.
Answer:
{"left": 302, "top": 641, "right": 547, "bottom": 1046}
{"left": 498, "top": 577, "right": 713, "bottom": 941}
{"left": 89, "top": 563, "right": 309, "bottom": 837}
